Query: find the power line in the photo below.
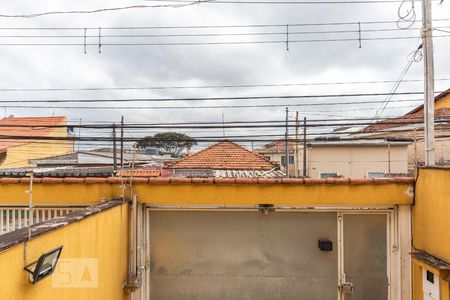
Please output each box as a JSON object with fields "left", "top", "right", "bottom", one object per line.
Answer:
{"left": 0, "top": 3, "right": 203, "bottom": 19}
{"left": 0, "top": 0, "right": 426, "bottom": 20}
{"left": 148, "top": 0, "right": 428, "bottom": 4}
{"left": 2, "top": 79, "right": 450, "bottom": 93}
{"left": 2, "top": 19, "right": 449, "bottom": 30}
{"left": 1, "top": 35, "right": 449, "bottom": 46}
{"left": 0, "top": 91, "right": 432, "bottom": 103}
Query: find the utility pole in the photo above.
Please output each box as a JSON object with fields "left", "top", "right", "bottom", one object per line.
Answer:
{"left": 303, "top": 117, "right": 307, "bottom": 177}
{"left": 120, "top": 116, "right": 124, "bottom": 169}
{"left": 422, "top": 0, "right": 435, "bottom": 166}
{"left": 285, "top": 107, "right": 290, "bottom": 178}
{"left": 294, "top": 111, "right": 299, "bottom": 178}
{"left": 113, "top": 123, "right": 117, "bottom": 171}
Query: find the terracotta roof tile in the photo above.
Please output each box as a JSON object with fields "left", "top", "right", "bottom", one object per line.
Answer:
{"left": 0, "top": 116, "right": 67, "bottom": 151}
{"left": 0, "top": 176, "right": 414, "bottom": 185}
{"left": 361, "top": 107, "right": 450, "bottom": 133}
{"left": 167, "top": 141, "right": 277, "bottom": 170}
{"left": 116, "top": 170, "right": 160, "bottom": 177}
{"left": 361, "top": 89, "right": 450, "bottom": 133}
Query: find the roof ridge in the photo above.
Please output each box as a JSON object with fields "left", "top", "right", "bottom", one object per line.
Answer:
{"left": 167, "top": 140, "right": 277, "bottom": 170}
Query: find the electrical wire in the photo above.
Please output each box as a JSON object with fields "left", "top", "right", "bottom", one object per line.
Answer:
{"left": 0, "top": 91, "right": 432, "bottom": 103}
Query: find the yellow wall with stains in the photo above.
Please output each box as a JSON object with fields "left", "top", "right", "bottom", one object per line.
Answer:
{"left": 0, "top": 203, "right": 129, "bottom": 300}
{"left": 0, "top": 181, "right": 414, "bottom": 206}
{"left": 413, "top": 167, "right": 450, "bottom": 300}
{"left": 413, "top": 168, "right": 450, "bottom": 262}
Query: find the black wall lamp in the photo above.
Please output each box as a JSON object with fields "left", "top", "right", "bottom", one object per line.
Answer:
{"left": 24, "top": 246, "right": 63, "bottom": 284}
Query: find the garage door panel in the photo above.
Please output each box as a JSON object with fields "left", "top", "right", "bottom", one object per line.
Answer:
{"left": 149, "top": 211, "right": 338, "bottom": 300}
{"left": 151, "top": 275, "right": 338, "bottom": 300}
{"left": 150, "top": 212, "right": 264, "bottom": 276}
{"left": 261, "top": 212, "right": 337, "bottom": 277}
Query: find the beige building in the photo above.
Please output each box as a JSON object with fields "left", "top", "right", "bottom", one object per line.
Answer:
{"left": 306, "top": 139, "right": 410, "bottom": 178}
{"left": 257, "top": 139, "right": 410, "bottom": 178}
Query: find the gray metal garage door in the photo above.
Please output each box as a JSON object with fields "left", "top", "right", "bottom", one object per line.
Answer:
{"left": 149, "top": 211, "right": 338, "bottom": 300}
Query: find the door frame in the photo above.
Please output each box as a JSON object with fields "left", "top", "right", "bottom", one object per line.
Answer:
{"left": 141, "top": 205, "right": 410, "bottom": 300}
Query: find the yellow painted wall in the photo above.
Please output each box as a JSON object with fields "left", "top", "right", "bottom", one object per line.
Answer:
{"left": 0, "top": 203, "right": 129, "bottom": 300}
{"left": 435, "top": 93, "right": 450, "bottom": 111}
{"left": 0, "top": 183, "right": 117, "bottom": 206}
{"left": 0, "top": 181, "right": 414, "bottom": 206}
{"left": 412, "top": 259, "right": 450, "bottom": 300}
{"left": 413, "top": 167, "right": 450, "bottom": 300}
{"left": 1, "top": 126, "right": 73, "bottom": 169}
{"left": 133, "top": 182, "right": 413, "bottom": 206}
{"left": 413, "top": 168, "right": 450, "bottom": 262}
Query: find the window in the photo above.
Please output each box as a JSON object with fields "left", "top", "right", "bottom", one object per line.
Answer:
{"left": 281, "top": 156, "right": 294, "bottom": 166}
{"left": 320, "top": 172, "right": 339, "bottom": 179}
{"left": 0, "top": 152, "right": 6, "bottom": 166}
{"left": 263, "top": 156, "right": 271, "bottom": 161}
{"left": 367, "top": 172, "right": 386, "bottom": 178}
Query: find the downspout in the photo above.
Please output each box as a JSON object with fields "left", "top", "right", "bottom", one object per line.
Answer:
{"left": 125, "top": 145, "right": 142, "bottom": 295}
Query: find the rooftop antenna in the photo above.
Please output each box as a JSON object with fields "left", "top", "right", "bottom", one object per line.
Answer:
{"left": 221, "top": 112, "right": 225, "bottom": 138}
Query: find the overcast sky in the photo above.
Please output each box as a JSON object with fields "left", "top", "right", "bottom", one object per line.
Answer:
{"left": 0, "top": 0, "right": 449, "bottom": 148}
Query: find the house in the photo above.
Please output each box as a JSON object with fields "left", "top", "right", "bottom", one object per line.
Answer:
{"left": 306, "top": 139, "right": 410, "bottom": 178}
{"left": 257, "top": 138, "right": 410, "bottom": 178}
{"left": 165, "top": 140, "right": 283, "bottom": 178}
{"left": 0, "top": 116, "right": 72, "bottom": 169}
{"left": 30, "top": 148, "right": 176, "bottom": 168}
{"left": 256, "top": 139, "right": 296, "bottom": 175}
{"left": 357, "top": 88, "right": 450, "bottom": 169}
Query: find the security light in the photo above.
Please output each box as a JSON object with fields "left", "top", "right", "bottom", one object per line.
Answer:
{"left": 24, "top": 246, "right": 63, "bottom": 284}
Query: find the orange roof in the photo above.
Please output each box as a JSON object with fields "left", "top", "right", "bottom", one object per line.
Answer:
{"left": 257, "top": 139, "right": 296, "bottom": 153}
{"left": 361, "top": 89, "right": 450, "bottom": 133}
{"left": 0, "top": 116, "right": 67, "bottom": 152}
{"left": 361, "top": 107, "right": 450, "bottom": 133}
{"left": 167, "top": 141, "right": 278, "bottom": 170}
{"left": 116, "top": 169, "right": 161, "bottom": 177}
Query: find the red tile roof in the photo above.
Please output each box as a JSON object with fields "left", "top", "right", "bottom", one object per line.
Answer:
{"left": 166, "top": 141, "right": 278, "bottom": 170}
{"left": 361, "top": 89, "right": 450, "bottom": 133}
{"left": 257, "top": 139, "right": 297, "bottom": 153}
{"left": 0, "top": 116, "right": 67, "bottom": 152}
{"left": 361, "top": 107, "right": 450, "bottom": 133}
{"left": 116, "top": 169, "right": 161, "bottom": 177}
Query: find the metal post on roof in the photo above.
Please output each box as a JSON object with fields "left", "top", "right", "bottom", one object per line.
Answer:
{"left": 120, "top": 116, "right": 124, "bottom": 169}
{"left": 113, "top": 123, "right": 117, "bottom": 171}
{"left": 303, "top": 117, "right": 307, "bottom": 177}
{"left": 422, "top": 0, "right": 435, "bottom": 166}
{"left": 285, "top": 107, "right": 290, "bottom": 178}
{"left": 294, "top": 111, "right": 299, "bottom": 178}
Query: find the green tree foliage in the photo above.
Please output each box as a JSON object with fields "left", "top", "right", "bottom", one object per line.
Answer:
{"left": 136, "top": 132, "right": 197, "bottom": 157}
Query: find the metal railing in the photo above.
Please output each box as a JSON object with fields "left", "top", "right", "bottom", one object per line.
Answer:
{"left": 0, "top": 206, "right": 85, "bottom": 235}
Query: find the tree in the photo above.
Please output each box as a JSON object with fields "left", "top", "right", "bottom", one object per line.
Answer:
{"left": 136, "top": 132, "right": 197, "bottom": 157}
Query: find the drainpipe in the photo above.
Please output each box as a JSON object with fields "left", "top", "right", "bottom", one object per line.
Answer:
{"left": 125, "top": 194, "right": 141, "bottom": 295}
{"left": 387, "top": 141, "right": 391, "bottom": 177}
{"left": 125, "top": 145, "right": 142, "bottom": 294}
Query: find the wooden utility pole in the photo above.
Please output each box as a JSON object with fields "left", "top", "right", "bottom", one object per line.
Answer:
{"left": 120, "top": 116, "right": 124, "bottom": 169}
{"left": 294, "top": 111, "right": 299, "bottom": 178}
{"left": 285, "top": 107, "right": 290, "bottom": 177}
{"left": 303, "top": 117, "right": 307, "bottom": 177}
{"left": 113, "top": 123, "right": 117, "bottom": 171}
{"left": 422, "top": 0, "right": 435, "bottom": 166}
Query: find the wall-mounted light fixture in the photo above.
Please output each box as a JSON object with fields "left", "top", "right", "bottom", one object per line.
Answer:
{"left": 24, "top": 246, "right": 63, "bottom": 284}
